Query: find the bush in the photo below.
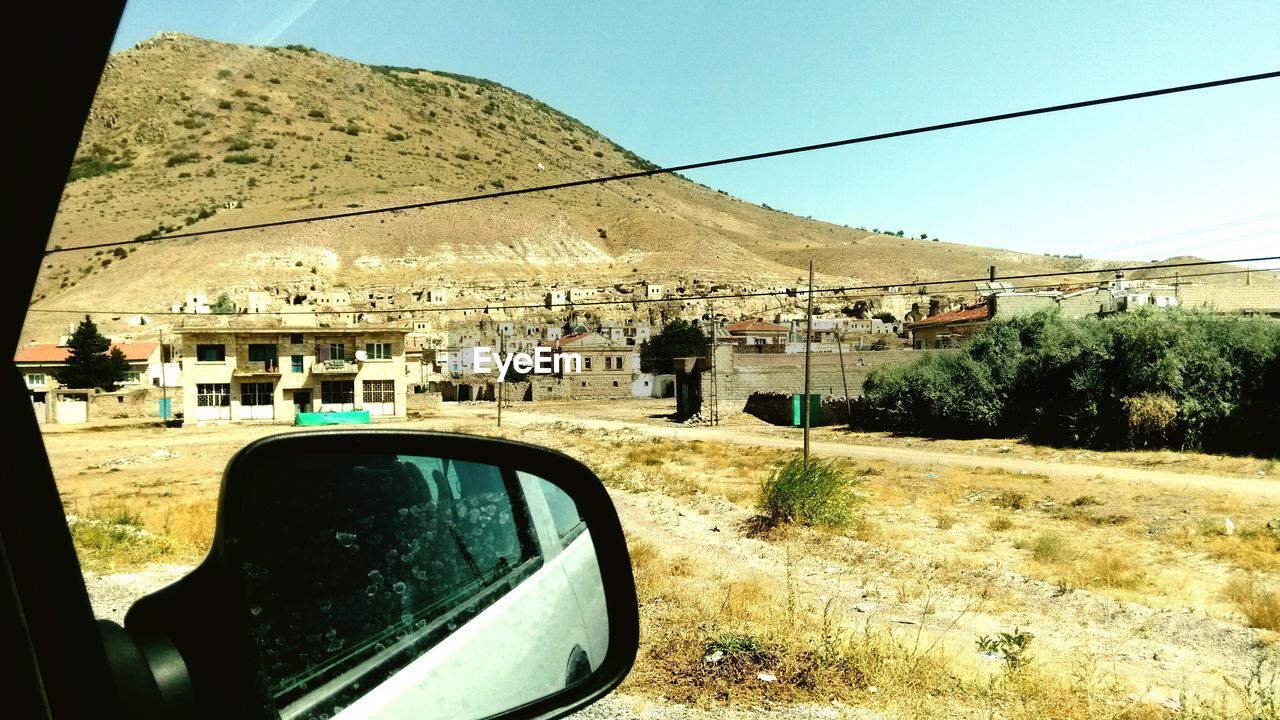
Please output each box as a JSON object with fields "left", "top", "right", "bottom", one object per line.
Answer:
{"left": 216, "top": 69, "right": 232, "bottom": 79}
{"left": 165, "top": 151, "right": 202, "bottom": 167}
{"left": 307, "top": 109, "right": 325, "bottom": 119}
{"left": 245, "top": 102, "right": 272, "bottom": 115}
{"left": 1224, "top": 576, "right": 1280, "bottom": 631}
{"left": 223, "top": 153, "right": 259, "bottom": 164}
{"left": 217, "top": 99, "right": 232, "bottom": 110}
{"left": 757, "top": 457, "right": 864, "bottom": 529}
{"left": 856, "top": 310, "right": 1280, "bottom": 457}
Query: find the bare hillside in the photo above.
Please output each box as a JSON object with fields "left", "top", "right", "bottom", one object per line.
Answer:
{"left": 24, "top": 33, "right": 1275, "bottom": 341}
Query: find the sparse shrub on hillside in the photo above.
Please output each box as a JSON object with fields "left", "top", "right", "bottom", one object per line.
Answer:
{"left": 67, "top": 152, "right": 131, "bottom": 182}
{"left": 165, "top": 151, "right": 202, "bottom": 167}
{"left": 261, "top": 140, "right": 276, "bottom": 149}
{"left": 217, "top": 99, "right": 233, "bottom": 110}
{"left": 757, "top": 457, "right": 865, "bottom": 529}
{"left": 245, "top": 102, "right": 272, "bottom": 115}
{"left": 268, "top": 77, "right": 280, "bottom": 84}
{"left": 307, "top": 109, "right": 326, "bottom": 119}
{"left": 233, "top": 89, "right": 249, "bottom": 97}
{"left": 247, "top": 177, "right": 258, "bottom": 188}
{"left": 384, "top": 132, "right": 405, "bottom": 141}
{"left": 226, "top": 139, "right": 251, "bottom": 152}
{"left": 489, "top": 179, "right": 504, "bottom": 189}
{"left": 454, "top": 151, "right": 473, "bottom": 161}
{"left": 223, "top": 153, "right": 259, "bottom": 164}
{"left": 216, "top": 68, "right": 232, "bottom": 79}
{"left": 175, "top": 117, "right": 203, "bottom": 129}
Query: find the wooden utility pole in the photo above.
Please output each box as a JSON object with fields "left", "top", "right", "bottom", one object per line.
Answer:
{"left": 802, "top": 260, "right": 814, "bottom": 464}
{"left": 835, "top": 330, "right": 851, "bottom": 422}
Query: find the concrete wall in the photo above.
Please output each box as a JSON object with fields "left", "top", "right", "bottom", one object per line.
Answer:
{"left": 711, "top": 345, "right": 921, "bottom": 414}
{"left": 743, "top": 391, "right": 852, "bottom": 427}
{"left": 1177, "top": 284, "right": 1280, "bottom": 314}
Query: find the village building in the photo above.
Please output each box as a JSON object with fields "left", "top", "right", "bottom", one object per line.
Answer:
{"left": 528, "top": 332, "right": 640, "bottom": 400}
{"left": 723, "top": 320, "right": 792, "bottom": 346}
{"left": 908, "top": 305, "right": 990, "bottom": 349}
{"left": 16, "top": 340, "right": 178, "bottom": 423}
{"left": 177, "top": 324, "right": 408, "bottom": 422}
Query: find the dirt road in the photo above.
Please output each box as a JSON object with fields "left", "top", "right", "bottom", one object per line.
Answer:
{"left": 443, "top": 405, "right": 1280, "bottom": 500}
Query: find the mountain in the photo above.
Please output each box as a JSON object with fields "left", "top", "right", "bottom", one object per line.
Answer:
{"left": 22, "top": 33, "right": 1275, "bottom": 342}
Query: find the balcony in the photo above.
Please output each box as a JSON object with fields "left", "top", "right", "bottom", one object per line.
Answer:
{"left": 311, "top": 358, "right": 359, "bottom": 374}
{"left": 233, "top": 359, "right": 281, "bottom": 376}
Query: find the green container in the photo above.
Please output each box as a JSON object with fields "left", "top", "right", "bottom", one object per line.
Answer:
{"left": 295, "top": 410, "right": 371, "bottom": 426}
{"left": 790, "top": 393, "right": 822, "bottom": 426}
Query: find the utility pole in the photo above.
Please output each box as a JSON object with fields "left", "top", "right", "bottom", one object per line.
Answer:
{"left": 802, "top": 260, "right": 814, "bottom": 464}
{"left": 496, "top": 332, "right": 503, "bottom": 428}
{"left": 159, "top": 326, "right": 169, "bottom": 424}
{"left": 835, "top": 329, "right": 851, "bottom": 423}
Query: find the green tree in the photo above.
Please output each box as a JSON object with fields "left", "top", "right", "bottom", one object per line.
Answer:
{"left": 211, "top": 293, "right": 236, "bottom": 314}
{"left": 55, "top": 316, "right": 128, "bottom": 391}
{"left": 639, "top": 318, "right": 707, "bottom": 373}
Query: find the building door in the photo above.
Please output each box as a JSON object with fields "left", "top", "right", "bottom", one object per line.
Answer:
{"left": 196, "top": 383, "right": 232, "bottom": 421}
{"left": 238, "top": 382, "right": 275, "bottom": 420}
{"left": 293, "top": 389, "right": 311, "bottom": 416}
{"left": 361, "top": 380, "right": 395, "bottom": 416}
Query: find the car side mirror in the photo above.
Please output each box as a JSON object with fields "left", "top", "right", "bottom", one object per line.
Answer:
{"left": 104, "top": 431, "right": 638, "bottom": 720}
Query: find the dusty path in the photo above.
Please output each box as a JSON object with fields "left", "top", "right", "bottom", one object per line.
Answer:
{"left": 445, "top": 405, "right": 1280, "bottom": 500}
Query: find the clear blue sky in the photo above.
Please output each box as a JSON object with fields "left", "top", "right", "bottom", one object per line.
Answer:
{"left": 111, "top": 1, "right": 1280, "bottom": 267}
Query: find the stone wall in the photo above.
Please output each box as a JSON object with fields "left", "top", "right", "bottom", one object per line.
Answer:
{"left": 89, "top": 386, "right": 184, "bottom": 420}
{"left": 529, "top": 374, "right": 637, "bottom": 400}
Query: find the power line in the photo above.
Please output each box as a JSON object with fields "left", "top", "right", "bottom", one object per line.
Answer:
{"left": 25, "top": 256, "right": 1279, "bottom": 318}
{"left": 43, "top": 69, "right": 1280, "bottom": 256}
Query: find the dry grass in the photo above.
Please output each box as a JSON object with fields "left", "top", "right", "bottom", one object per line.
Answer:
{"left": 1224, "top": 576, "right": 1280, "bottom": 632}
{"left": 624, "top": 532, "right": 1171, "bottom": 719}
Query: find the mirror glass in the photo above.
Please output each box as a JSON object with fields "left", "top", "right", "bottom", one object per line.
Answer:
{"left": 228, "top": 451, "right": 610, "bottom": 720}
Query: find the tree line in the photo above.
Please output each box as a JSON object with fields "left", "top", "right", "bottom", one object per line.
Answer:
{"left": 856, "top": 309, "right": 1280, "bottom": 458}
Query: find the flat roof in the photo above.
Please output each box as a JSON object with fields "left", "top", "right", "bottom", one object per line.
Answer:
{"left": 178, "top": 325, "right": 408, "bottom": 335}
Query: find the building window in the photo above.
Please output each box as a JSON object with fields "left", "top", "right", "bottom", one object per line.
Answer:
{"left": 291, "top": 355, "right": 304, "bottom": 373}
{"left": 122, "top": 370, "right": 142, "bottom": 384}
{"left": 320, "top": 380, "right": 355, "bottom": 405}
{"left": 248, "top": 344, "right": 277, "bottom": 362}
{"left": 363, "top": 379, "right": 394, "bottom": 404}
{"left": 241, "top": 382, "right": 274, "bottom": 406}
{"left": 613, "top": 380, "right": 619, "bottom": 387}
{"left": 365, "top": 342, "right": 392, "bottom": 360}
{"left": 290, "top": 333, "right": 303, "bottom": 345}
{"left": 25, "top": 373, "right": 46, "bottom": 387}
{"left": 196, "top": 344, "right": 225, "bottom": 362}
{"left": 583, "top": 357, "right": 592, "bottom": 371}
{"left": 604, "top": 356, "right": 612, "bottom": 370}
{"left": 317, "top": 343, "right": 346, "bottom": 362}
{"left": 197, "top": 383, "right": 231, "bottom": 407}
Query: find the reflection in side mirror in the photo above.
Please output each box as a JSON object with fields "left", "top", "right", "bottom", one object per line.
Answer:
{"left": 120, "top": 432, "right": 637, "bottom": 720}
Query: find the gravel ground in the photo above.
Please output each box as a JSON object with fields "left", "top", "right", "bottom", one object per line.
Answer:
{"left": 82, "top": 563, "right": 194, "bottom": 625}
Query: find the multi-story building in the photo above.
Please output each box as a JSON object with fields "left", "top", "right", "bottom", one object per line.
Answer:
{"left": 177, "top": 325, "right": 408, "bottom": 422}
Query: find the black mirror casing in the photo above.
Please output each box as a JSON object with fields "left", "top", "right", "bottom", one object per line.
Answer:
{"left": 123, "top": 431, "right": 639, "bottom": 720}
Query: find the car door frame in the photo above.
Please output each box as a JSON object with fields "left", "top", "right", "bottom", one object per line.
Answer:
{"left": 3, "top": 2, "right": 130, "bottom": 718}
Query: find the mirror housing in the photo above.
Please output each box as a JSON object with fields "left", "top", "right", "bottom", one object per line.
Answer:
{"left": 114, "top": 431, "right": 638, "bottom": 720}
